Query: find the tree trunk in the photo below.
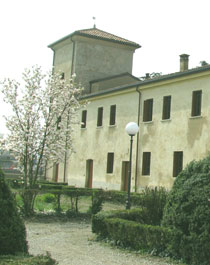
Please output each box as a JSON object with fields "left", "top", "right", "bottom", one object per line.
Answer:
{"left": 21, "top": 189, "right": 37, "bottom": 216}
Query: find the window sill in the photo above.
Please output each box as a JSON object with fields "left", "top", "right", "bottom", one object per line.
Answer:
{"left": 80, "top": 127, "right": 87, "bottom": 130}
{"left": 189, "top": 115, "right": 202, "bottom": 119}
{"left": 142, "top": 121, "right": 153, "bottom": 124}
{"left": 109, "top": 124, "right": 116, "bottom": 128}
{"left": 161, "top": 119, "right": 171, "bottom": 122}
{"left": 96, "top": 126, "right": 103, "bottom": 129}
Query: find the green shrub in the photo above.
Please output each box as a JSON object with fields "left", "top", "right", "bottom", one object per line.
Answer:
{"left": 162, "top": 155, "right": 210, "bottom": 265}
{"left": 136, "top": 187, "right": 168, "bottom": 225}
{"left": 0, "top": 168, "right": 28, "bottom": 255}
{"left": 41, "top": 193, "right": 56, "bottom": 203}
{"left": 88, "top": 192, "right": 104, "bottom": 214}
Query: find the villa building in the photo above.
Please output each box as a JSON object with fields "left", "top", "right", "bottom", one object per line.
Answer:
{"left": 46, "top": 27, "right": 210, "bottom": 191}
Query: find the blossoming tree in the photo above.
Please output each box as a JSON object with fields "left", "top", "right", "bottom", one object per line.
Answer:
{"left": 1, "top": 66, "right": 83, "bottom": 215}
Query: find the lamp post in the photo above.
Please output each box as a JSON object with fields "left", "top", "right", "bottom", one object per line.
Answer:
{"left": 125, "top": 122, "right": 139, "bottom": 210}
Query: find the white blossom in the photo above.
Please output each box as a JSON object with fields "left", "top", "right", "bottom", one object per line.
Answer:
{"left": 0, "top": 65, "right": 84, "bottom": 187}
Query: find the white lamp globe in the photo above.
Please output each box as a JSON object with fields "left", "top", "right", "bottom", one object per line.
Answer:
{"left": 125, "top": 122, "right": 139, "bottom": 136}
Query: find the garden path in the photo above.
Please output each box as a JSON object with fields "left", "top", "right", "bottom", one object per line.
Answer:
{"left": 26, "top": 219, "right": 177, "bottom": 265}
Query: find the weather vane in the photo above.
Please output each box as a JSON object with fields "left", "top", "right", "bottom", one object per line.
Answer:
{"left": 93, "top": 17, "right": 96, "bottom": 28}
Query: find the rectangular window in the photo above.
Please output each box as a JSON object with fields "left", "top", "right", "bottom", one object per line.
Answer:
{"left": 191, "top": 90, "right": 202, "bottom": 117}
{"left": 57, "top": 116, "right": 61, "bottom": 130}
{"left": 162, "top": 96, "right": 171, "bottom": 120}
{"left": 142, "top": 152, "right": 151, "bottom": 175}
{"left": 81, "top": 110, "right": 87, "bottom": 128}
{"left": 107, "top": 153, "right": 114, "bottom": 174}
{"left": 109, "top": 105, "right": 116, "bottom": 125}
{"left": 60, "top": 72, "right": 65, "bottom": 79}
{"left": 173, "top": 151, "right": 183, "bottom": 177}
{"left": 143, "top": 99, "right": 153, "bottom": 122}
{"left": 97, "top": 107, "right": 103, "bottom": 127}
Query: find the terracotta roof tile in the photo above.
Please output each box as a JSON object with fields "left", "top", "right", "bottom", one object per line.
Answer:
{"left": 48, "top": 28, "right": 141, "bottom": 49}
{"left": 75, "top": 28, "right": 141, "bottom": 48}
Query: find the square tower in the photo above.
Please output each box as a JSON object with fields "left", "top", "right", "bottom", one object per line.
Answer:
{"left": 48, "top": 28, "right": 141, "bottom": 93}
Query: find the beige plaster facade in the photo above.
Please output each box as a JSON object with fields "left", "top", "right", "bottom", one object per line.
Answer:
{"left": 137, "top": 69, "right": 210, "bottom": 189}
{"left": 68, "top": 89, "right": 140, "bottom": 190}
{"left": 46, "top": 27, "right": 210, "bottom": 191}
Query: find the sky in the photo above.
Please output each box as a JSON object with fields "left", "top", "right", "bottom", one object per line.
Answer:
{"left": 1, "top": 0, "right": 210, "bottom": 133}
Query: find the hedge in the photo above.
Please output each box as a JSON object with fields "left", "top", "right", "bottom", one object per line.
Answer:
{"left": 92, "top": 208, "right": 151, "bottom": 236}
{"left": 92, "top": 209, "right": 173, "bottom": 254}
{"left": 106, "top": 218, "right": 171, "bottom": 252}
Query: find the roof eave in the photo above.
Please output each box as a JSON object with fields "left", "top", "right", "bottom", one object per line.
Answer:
{"left": 81, "top": 65, "right": 210, "bottom": 100}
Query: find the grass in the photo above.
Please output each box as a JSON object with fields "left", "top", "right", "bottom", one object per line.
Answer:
{"left": 15, "top": 193, "right": 125, "bottom": 215}
{"left": 0, "top": 253, "right": 57, "bottom": 265}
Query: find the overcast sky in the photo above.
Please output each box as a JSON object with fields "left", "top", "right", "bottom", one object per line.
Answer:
{"left": 1, "top": 0, "right": 210, "bottom": 133}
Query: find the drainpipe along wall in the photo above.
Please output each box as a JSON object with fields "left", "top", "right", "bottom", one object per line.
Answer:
{"left": 135, "top": 86, "right": 141, "bottom": 192}
{"left": 63, "top": 38, "right": 76, "bottom": 182}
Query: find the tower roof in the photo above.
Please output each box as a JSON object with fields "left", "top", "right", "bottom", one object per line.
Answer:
{"left": 48, "top": 27, "right": 141, "bottom": 49}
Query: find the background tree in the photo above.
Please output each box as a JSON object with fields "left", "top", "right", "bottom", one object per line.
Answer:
{"left": 0, "top": 66, "right": 83, "bottom": 215}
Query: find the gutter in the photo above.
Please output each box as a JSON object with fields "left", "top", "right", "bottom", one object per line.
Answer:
{"left": 135, "top": 86, "right": 141, "bottom": 192}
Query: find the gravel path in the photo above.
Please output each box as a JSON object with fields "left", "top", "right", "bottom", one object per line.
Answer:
{"left": 26, "top": 220, "right": 177, "bottom": 265}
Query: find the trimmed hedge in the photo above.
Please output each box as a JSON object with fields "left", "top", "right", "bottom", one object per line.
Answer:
{"left": 92, "top": 208, "right": 150, "bottom": 236}
{"left": 106, "top": 218, "right": 171, "bottom": 252}
{"left": 92, "top": 208, "right": 172, "bottom": 254}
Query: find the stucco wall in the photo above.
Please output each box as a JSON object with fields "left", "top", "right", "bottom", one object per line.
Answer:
{"left": 67, "top": 90, "right": 139, "bottom": 190}
{"left": 137, "top": 72, "right": 210, "bottom": 189}
{"left": 74, "top": 37, "right": 134, "bottom": 92}
{"left": 53, "top": 42, "right": 74, "bottom": 78}
{"left": 91, "top": 75, "right": 138, "bottom": 93}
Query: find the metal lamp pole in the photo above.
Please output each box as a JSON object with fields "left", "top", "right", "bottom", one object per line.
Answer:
{"left": 125, "top": 122, "right": 139, "bottom": 210}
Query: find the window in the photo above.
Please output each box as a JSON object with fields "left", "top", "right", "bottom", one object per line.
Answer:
{"left": 173, "top": 151, "right": 183, "bottom": 177}
{"left": 60, "top": 72, "right": 65, "bottom": 79}
{"left": 191, "top": 90, "right": 202, "bottom": 117}
{"left": 97, "top": 107, "right": 103, "bottom": 127}
{"left": 81, "top": 110, "right": 87, "bottom": 128}
{"left": 142, "top": 152, "right": 151, "bottom": 175}
{"left": 57, "top": 116, "right": 61, "bottom": 130}
{"left": 162, "top": 96, "right": 171, "bottom": 120}
{"left": 107, "top": 153, "right": 114, "bottom": 173}
{"left": 143, "top": 99, "right": 153, "bottom": 122}
{"left": 109, "top": 105, "right": 116, "bottom": 125}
